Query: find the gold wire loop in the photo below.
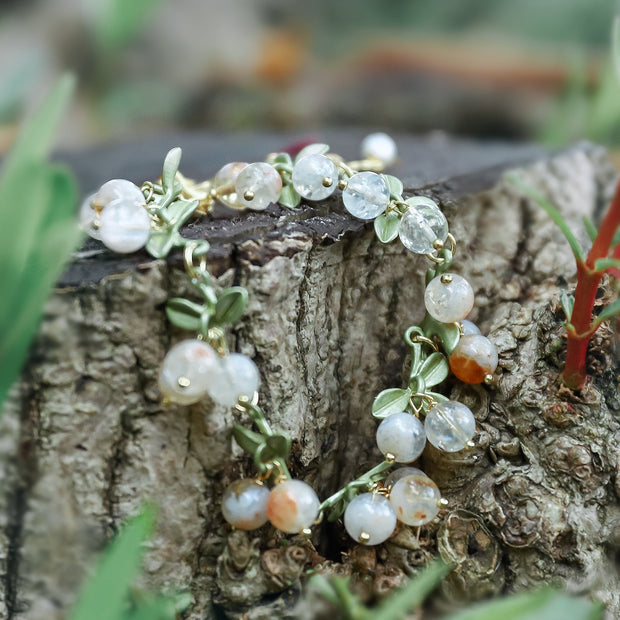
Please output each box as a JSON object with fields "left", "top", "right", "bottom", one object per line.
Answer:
{"left": 410, "top": 392, "right": 438, "bottom": 409}
{"left": 426, "top": 250, "right": 446, "bottom": 264}
{"left": 446, "top": 233, "right": 457, "bottom": 255}
{"left": 408, "top": 333, "right": 439, "bottom": 352}
{"left": 141, "top": 181, "right": 155, "bottom": 204}
{"left": 184, "top": 243, "right": 207, "bottom": 279}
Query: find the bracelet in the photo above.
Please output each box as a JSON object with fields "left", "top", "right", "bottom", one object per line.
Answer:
{"left": 79, "top": 133, "right": 498, "bottom": 547}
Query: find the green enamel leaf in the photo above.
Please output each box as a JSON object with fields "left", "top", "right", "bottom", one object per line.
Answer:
{"left": 146, "top": 229, "right": 179, "bottom": 259}
{"left": 559, "top": 291, "right": 575, "bottom": 321}
{"left": 372, "top": 388, "right": 412, "bottom": 419}
{"left": 427, "top": 391, "right": 450, "bottom": 404}
{"left": 232, "top": 425, "right": 264, "bottom": 455}
{"left": 165, "top": 298, "right": 204, "bottom": 331}
{"left": 161, "top": 147, "right": 182, "bottom": 192}
{"left": 294, "top": 143, "right": 329, "bottom": 163}
{"left": 421, "top": 315, "right": 461, "bottom": 355}
{"left": 374, "top": 212, "right": 401, "bottom": 243}
{"left": 278, "top": 184, "right": 302, "bottom": 209}
{"left": 408, "top": 374, "right": 426, "bottom": 395}
{"left": 418, "top": 352, "right": 449, "bottom": 387}
{"left": 271, "top": 152, "right": 293, "bottom": 167}
{"left": 382, "top": 174, "right": 403, "bottom": 200}
{"left": 165, "top": 198, "right": 199, "bottom": 229}
{"left": 264, "top": 434, "right": 292, "bottom": 461}
{"left": 212, "top": 287, "right": 248, "bottom": 327}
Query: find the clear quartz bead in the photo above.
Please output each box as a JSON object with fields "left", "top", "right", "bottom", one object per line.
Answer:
{"left": 292, "top": 154, "right": 338, "bottom": 201}
{"left": 342, "top": 171, "right": 390, "bottom": 220}
{"left": 98, "top": 197, "right": 151, "bottom": 253}
{"left": 425, "top": 400, "right": 476, "bottom": 452}
{"left": 213, "top": 162, "right": 248, "bottom": 208}
{"left": 460, "top": 319, "right": 480, "bottom": 336}
{"left": 235, "top": 162, "right": 282, "bottom": 210}
{"left": 398, "top": 197, "right": 448, "bottom": 254}
{"left": 79, "top": 193, "right": 101, "bottom": 240}
{"left": 267, "top": 479, "right": 320, "bottom": 533}
{"left": 389, "top": 473, "right": 441, "bottom": 526}
{"left": 158, "top": 339, "right": 222, "bottom": 405}
{"left": 376, "top": 412, "right": 426, "bottom": 463}
{"left": 424, "top": 273, "right": 474, "bottom": 323}
{"left": 449, "top": 334, "right": 498, "bottom": 384}
{"left": 221, "top": 479, "right": 270, "bottom": 530}
{"left": 384, "top": 467, "right": 424, "bottom": 488}
{"left": 94, "top": 179, "right": 144, "bottom": 207}
{"left": 208, "top": 353, "right": 260, "bottom": 407}
{"left": 360, "top": 132, "right": 397, "bottom": 166}
{"left": 344, "top": 493, "right": 397, "bottom": 545}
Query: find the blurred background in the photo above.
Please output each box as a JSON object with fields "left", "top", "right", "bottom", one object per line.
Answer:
{"left": 1, "top": 0, "right": 620, "bottom": 152}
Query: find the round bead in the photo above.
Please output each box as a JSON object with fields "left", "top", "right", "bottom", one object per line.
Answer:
{"left": 342, "top": 171, "right": 390, "bottom": 220}
{"left": 158, "top": 339, "right": 221, "bottom": 405}
{"left": 424, "top": 273, "right": 474, "bottom": 323}
{"left": 221, "top": 479, "right": 270, "bottom": 530}
{"left": 389, "top": 473, "right": 441, "bottom": 526}
{"left": 460, "top": 319, "right": 481, "bottom": 336}
{"left": 267, "top": 479, "right": 320, "bottom": 533}
{"left": 344, "top": 493, "right": 397, "bottom": 545}
{"left": 98, "top": 198, "right": 151, "bottom": 253}
{"left": 95, "top": 179, "right": 144, "bottom": 207}
{"left": 213, "top": 162, "right": 248, "bottom": 208}
{"left": 384, "top": 467, "right": 424, "bottom": 488}
{"left": 376, "top": 412, "right": 426, "bottom": 463}
{"left": 292, "top": 154, "right": 338, "bottom": 201}
{"left": 398, "top": 197, "right": 448, "bottom": 254}
{"left": 79, "top": 193, "right": 101, "bottom": 240}
{"left": 425, "top": 401, "right": 476, "bottom": 452}
{"left": 235, "top": 162, "right": 282, "bottom": 211}
{"left": 360, "top": 132, "right": 397, "bottom": 166}
{"left": 208, "top": 353, "right": 260, "bottom": 407}
{"left": 449, "top": 334, "right": 498, "bottom": 384}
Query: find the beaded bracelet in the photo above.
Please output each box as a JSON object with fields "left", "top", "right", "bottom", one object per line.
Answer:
{"left": 79, "top": 133, "right": 498, "bottom": 546}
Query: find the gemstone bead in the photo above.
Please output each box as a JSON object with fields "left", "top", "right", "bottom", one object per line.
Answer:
{"left": 360, "top": 132, "right": 398, "bottom": 166}
{"left": 213, "top": 162, "right": 248, "bottom": 208}
{"left": 221, "top": 479, "right": 270, "bottom": 530}
{"left": 460, "top": 319, "right": 481, "bottom": 336}
{"left": 449, "top": 334, "right": 498, "bottom": 384}
{"left": 384, "top": 467, "right": 424, "bottom": 488}
{"left": 158, "top": 339, "right": 221, "bottom": 405}
{"left": 425, "top": 401, "right": 476, "bottom": 452}
{"left": 376, "top": 412, "right": 426, "bottom": 463}
{"left": 79, "top": 193, "right": 101, "bottom": 240}
{"left": 235, "top": 162, "right": 282, "bottom": 210}
{"left": 94, "top": 179, "right": 144, "bottom": 207}
{"left": 292, "top": 154, "right": 338, "bottom": 201}
{"left": 389, "top": 473, "right": 441, "bottom": 526}
{"left": 342, "top": 171, "right": 390, "bottom": 220}
{"left": 208, "top": 353, "right": 260, "bottom": 407}
{"left": 267, "top": 479, "right": 320, "bottom": 533}
{"left": 398, "top": 197, "right": 448, "bottom": 254}
{"left": 98, "top": 197, "right": 152, "bottom": 253}
{"left": 344, "top": 493, "right": 397, "bottom": 545}
{"left": 424, "top": 273, "right": 474, "bottom": 323}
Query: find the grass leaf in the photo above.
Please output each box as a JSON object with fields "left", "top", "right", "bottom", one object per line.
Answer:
{"left": 582, "top": 215, "right": 598, "bottom": 243}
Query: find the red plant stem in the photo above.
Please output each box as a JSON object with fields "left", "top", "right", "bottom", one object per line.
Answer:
{"left": 563, "top": 179, "right": 620, "bottom": 389}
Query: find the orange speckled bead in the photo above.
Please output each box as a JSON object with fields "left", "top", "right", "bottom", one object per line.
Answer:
{"left": 449, "top": 334, "right": 498, "bottom": 384}
{"left": 266, "top": 479, "right": 319, "bottom": 533}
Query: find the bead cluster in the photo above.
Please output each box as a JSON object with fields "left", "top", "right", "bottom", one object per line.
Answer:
{"left": 79, "top": 133, "right": 499, "bottom": 548}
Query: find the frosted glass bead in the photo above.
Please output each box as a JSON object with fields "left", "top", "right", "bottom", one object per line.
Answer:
{"left": 79, "top": 193, "right": 101, "bottom": 240}
{"left": 222, "top": 479, "right": 270, "bottom": 530}
{"left": 425, "top": 401, "right": 476, "bottom": 452}
{"left": 384, "top": 467, "right": 424, "bottom": 488}
{"left": 208, "top": 353, "right": 260, "bottom": 407}
{"left": 267, "top": 479, "right": 320, "bottom": 533}
{"left": 95, "top": 179, "right": 144, "bottom": 207}
{"left": 360, "top": 132, "right": 397, "bottom": 166}
{"left": 342, "top": 171, "right": 390, "bottom": 220}
{"left": 344, "top": 493, "right": 397, "bottom": 545}
{"left": 235, "top": 162, "right": 282, "bottom": 211}
{"left": 213, "top": 162, "right": 248, "bottom": 208}
{"left": 158, "top": 339, "right": 221, "bottom": 405}
{"left": 376, "top": 412, "right": 426, "bottom": 463}
{"left": 460, "top": 319, "right": 480, "bottom": 336}
{"left": 398, "top": 197, "right": 448, "bottom": 254}
{"left": 389, "top": 473, "right": 441, "bottom": 526}
{"left": 292, "top": 154, "right": 338, "bottom": 201}
{"left": 449, "top": 334, "right": 498, "bottom": 384}
{"left": 98, "top": 198, "right": 151, "bottom": 253}
{"left": 424, "top": 273, "right": 474, "bottom": 323}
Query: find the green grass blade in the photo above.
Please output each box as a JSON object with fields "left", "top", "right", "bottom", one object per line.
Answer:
{"left": 94, "top": 0, "right": 163, "bottom": 50}
{"left": 593, "top": 297, "right": 620, "bottom": 324}
{"left": 582, "top": 215, "right": 598, "bottom": 243}
{"left": 70, "top": 507, "right": 156, "bottom": 620}
{"left": 594, "top": 257, "right": 620, "bottom": 272}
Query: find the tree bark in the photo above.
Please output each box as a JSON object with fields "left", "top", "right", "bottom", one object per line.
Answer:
{"left": 1, "top": 132, "right": 618, "bottom": 619}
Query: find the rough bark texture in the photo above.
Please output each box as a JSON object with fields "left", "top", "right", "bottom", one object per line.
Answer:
{"left": 1, "top": 132, "right": 618, "bottom": 619}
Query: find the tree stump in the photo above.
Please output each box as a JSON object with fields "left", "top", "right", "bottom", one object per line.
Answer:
{"left": 1, "top": 132, "right": 618, "bottom": 619}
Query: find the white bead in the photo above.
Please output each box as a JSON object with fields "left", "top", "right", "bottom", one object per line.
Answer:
{"left": 208, "top": 353, "right": 260, "bottom": 407}
{"left": 213, "top": 162, "right": 248, "bottom": 208}
{"left": 389, "top": 473, "right": 441, "bottom": 526}
{"left": 95, "top": 179, "right": 144, "bottom": 207}
{"left": 376, "top": 412, "right": 426, "bottom": 463}
{"left": 398, "top": 197, "right": 448, "bottom": 254}
{"left": 384, "top": 466, "right": 424, "bottom": 488}
{"left": 460, "top": 319, "right": 480, "bottom": 335}
{"left": 235, "top": 162, "right": 282, "bottom": 210}
{"left": 342, "top": 171, "right": 390, "bottom": 220}
{"left": 360, "top": 132, "right": 397, "bottom": 166}
{"left": 267, "top": 479, "right": 320, "bottom": 533}
{"left": 424, "top": 273, "right": 474, "bottom": 323}
{"left": 221, "top": 479, "right": 270, "bottom": 530}
{"left": 98, "top": 198, "right": 151, "bottom": 253}
{"left": 79, "top": 193, "right": 101, "bottom": 240}
{"left": 292, "top": 154, "right": 338, "bottom": 201}
{"left": 425, "top": 401, "right": 476, "bottom": 452}
{"left": 344, "top": 493, "right": 397, "bottom": 545}
{"left": 158, "top": 339, "right": 221, "bottom": 405}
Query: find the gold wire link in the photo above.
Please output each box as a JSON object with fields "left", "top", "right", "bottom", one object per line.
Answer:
{"left": 425, "top": 232, "right": 457, "bottom": 264}
{"left": 408, "top": 333, "right": 439, "bottom": 352}
{"left": 256, "top": 460, "right": 287, "bottom": 485}
{"left": 234, "top": 391, "right": 260, "bottom": 413}
{"left": 175, "top": 171, "right": 217, "bottom": 215}
{"left": 141, "top": 181, "right": 155, "bottom": 204}
{"left": 184, "top": 243, "right": 207, "bottom": 279}
{"left": 369, "top": 481, "right": 391, "bottom": 497}
{"left": 205, "top": 327, "right": 228, "bottom": 356}
{"left": 445, "top": 233, "right": 457, "bottom": 254}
